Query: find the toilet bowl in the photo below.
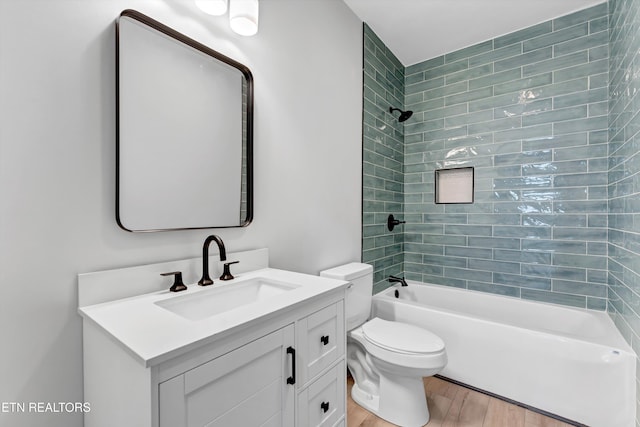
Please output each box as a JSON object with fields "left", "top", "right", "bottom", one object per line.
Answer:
{"left": 320, "top": 263, "right": 447, "bottom": 427}
{"left": 349, "top": 318, "right": 446, "bottom": 426}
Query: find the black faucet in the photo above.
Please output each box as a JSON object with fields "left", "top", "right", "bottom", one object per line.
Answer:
{"left": 198, "top": 235, "right": 227, "bottom": 286}
{"left": 388, "top": 275, "right": 408, "bottom": 287}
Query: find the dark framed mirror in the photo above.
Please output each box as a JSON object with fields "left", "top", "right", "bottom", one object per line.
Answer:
{"left": 116, "top": 9, "right": 253, "bottom": 232}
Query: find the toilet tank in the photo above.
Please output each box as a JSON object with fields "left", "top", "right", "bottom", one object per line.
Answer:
{"left": 320, "top": 263, "right": 373, "bottom": 331}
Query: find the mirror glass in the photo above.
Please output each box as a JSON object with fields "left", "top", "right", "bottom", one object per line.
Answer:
{"left": 116, "top": 10, "right": 253, "bottom": 232}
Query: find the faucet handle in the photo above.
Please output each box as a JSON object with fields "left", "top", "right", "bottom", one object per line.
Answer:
{"left": 387, "top": 214, "right": 406, "bottom": 231}
{"left": 220, "top": 261, "right": 239, "bottom": 281}
{"left": 161, "top": 271, "right": 187, "bottom": 292}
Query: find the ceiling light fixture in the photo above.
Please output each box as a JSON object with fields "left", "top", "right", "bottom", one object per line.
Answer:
{"left": 194, "top": 0, "right": 259, "bottom": 36}
{"left": 229, "top": 0, "right": 259, "bottom": 36}
{"left": 195, "top": 0, "right": 228, "bottom": 16}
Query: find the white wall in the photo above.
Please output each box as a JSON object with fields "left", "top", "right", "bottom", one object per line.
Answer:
{"left": 0, "top": 1, "right": 362, "bottom": 426}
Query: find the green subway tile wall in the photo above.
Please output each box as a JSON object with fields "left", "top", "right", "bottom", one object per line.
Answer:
{"left": 403, "top": 3, "right": 609, "bottom": 309}
{"left": 363, "top": 0, "right": 640, "bottom": 427}
{"left": 609, "top": 0, "right": 640, "bottom": 423}
{"left": 363, "top": 3, "right": 640, "bottom": 422}
{"left": 362, "top": 24, "right": 405, "bottom": 292}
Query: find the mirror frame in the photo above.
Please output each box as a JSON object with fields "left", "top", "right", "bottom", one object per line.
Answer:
{"left": 115, "top": 9, "right": 253, "bottom": 232}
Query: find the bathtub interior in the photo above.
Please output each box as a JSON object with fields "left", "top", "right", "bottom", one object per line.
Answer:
{"left": 378, "top": 281, "right": 630, "bottom": 349}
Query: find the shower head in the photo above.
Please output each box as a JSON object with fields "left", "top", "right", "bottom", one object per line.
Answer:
{"left": 389, "top": 107, "right": 413, "bottom": 122}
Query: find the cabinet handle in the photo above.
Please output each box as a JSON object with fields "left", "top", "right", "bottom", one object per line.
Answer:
{"left": 321, "top": 401, "right": 330, "bottom": 413}
{"left": 320, "top": 335, "right": 329, "bottom": 346}
{"left": 286, "top": 346, "right": 296, "bottom": 385}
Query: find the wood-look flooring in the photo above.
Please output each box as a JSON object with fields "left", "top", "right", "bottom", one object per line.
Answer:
{"left": 346, "top": 376, "right": 576, "bottom": 427}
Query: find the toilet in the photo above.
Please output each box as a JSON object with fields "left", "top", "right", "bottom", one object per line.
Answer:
{"left": 321, "top": 263, "right": 447, "bottom": 427}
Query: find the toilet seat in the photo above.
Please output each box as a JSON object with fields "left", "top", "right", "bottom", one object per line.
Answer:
{"left": 352, "top": 317, "right": 447, "bottom": 373}
{"left": 362, "top": 317, "right": 444, "bottom": 354}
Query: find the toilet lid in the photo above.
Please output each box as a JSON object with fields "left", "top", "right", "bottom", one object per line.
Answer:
{"left": 362, "top": 318, "right": 444, "bottom": 354}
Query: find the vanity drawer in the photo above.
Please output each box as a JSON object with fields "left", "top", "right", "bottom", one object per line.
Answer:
{"left": 297, "top": 360, "right": 345, "bottom": 427}
{"left": 297, "top": 300, "right": 344, "bottom": 385}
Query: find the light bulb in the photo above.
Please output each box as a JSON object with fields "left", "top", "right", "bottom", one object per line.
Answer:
{"left": 195, "top": 0, "right": 228, "bottom": 16}
{"left": 229, "top": 0, "right": 259, "bottom": 36}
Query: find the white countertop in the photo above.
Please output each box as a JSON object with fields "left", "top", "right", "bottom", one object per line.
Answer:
{"left": 78, "top": 267, "right": 348, "bottom": 367}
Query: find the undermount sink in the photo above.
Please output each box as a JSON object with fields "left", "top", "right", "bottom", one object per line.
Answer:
{"left": 154, "top": 277, "right": 301, "bottom": 321}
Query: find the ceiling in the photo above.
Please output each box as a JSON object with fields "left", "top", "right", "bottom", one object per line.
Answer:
{"left": 342, "top": 0, "right": 606, "bottom": 66}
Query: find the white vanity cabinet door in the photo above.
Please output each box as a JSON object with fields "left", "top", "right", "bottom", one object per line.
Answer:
{"left": 159, "top": 325, "right": 295, "bottom": 427}
{"left": 297, "top": 301, "right": 345, "bottom": 385}
{"left": 297, "top": 360, "right": 345, "bottom": 427}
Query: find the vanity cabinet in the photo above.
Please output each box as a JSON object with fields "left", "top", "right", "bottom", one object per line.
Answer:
{"left": 159, "top": 325, "right": 295, "bottom": 427}
{"left": 81, "top": 282, "right": 346, "bottom": 427}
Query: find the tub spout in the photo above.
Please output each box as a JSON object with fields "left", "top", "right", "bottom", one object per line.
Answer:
{"left": 388, "top": 275, "right": 408, "bottom": 287}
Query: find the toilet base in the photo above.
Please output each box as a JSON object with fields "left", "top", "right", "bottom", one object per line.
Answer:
{"left": 351, "top": 375, "right": 430, "bottom": 427}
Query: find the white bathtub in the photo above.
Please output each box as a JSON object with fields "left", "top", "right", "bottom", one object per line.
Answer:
{"left": 371, "top": 281, "right": 636, "bottom": 427}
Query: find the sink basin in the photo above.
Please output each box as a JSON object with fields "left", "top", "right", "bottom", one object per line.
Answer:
{"left": 154, "top": 278, "right": 300, "bottom": 321}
